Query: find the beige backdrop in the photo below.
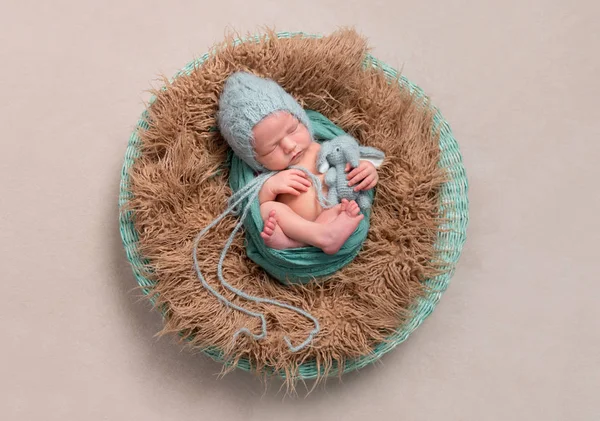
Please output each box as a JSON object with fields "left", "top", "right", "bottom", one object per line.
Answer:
{"left": 1, "top": 0, "right": 598, "bottom": 420}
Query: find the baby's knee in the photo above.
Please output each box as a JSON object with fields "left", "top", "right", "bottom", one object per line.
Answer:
{"left": 260, "top": 201, "right": 286, "bottom": 221}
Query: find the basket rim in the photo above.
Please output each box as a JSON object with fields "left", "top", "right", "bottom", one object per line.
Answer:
{"left": 118, "top": 31, "right": 469, "bottom": 380}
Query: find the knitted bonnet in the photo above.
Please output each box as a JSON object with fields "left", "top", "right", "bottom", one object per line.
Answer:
{"left": 217, "top": 72, "right": 312, "bottom": 171}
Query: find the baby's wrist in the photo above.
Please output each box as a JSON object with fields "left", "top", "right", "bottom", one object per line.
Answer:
{"left": 260, "top": 178, "right": 278, "bottom": 202}
{"left": 265, "top": 177, "right": 277, "bottom": 194}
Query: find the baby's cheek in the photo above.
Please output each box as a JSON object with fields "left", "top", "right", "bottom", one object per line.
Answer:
{"left": 261, "top": 152, "right": 287, "bottom": 171}
{"left": 299, "top": 129, "right": 312, "bottom": 145}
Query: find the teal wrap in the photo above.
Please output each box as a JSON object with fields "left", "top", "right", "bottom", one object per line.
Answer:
{"left": 228, "top": 110, "right": 374, "bottom": 285}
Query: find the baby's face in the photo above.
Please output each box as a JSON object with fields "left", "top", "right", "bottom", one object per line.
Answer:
{"left": 252, "top": 111, "right": 313, "bottom": 171}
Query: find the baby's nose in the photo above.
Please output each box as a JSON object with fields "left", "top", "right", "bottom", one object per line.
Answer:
{"left": 281, "top": 137, "right": 296, "bottom": 153}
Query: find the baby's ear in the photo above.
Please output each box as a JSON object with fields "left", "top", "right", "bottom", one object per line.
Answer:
{"left": 359, "top": 146, "right": 385, "bottom": 168}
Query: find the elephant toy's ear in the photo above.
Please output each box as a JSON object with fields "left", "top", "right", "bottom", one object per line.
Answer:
{"left": 359, "top": 146, "right": 385, "bottom": 168}
{"left": 318, "top": 160, "right": 330, "bottom": 174}
{"left": 317, "top": 142, "right": 331, "bottom": 174}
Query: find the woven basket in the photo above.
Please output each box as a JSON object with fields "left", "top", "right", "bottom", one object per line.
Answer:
{"left": 119, "top": 31, "right": 469, "bottom": 380}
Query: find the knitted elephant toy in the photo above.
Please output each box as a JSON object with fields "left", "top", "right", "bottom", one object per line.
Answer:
{"left": 316, "top": 135, "right": 385, "bottom": 210}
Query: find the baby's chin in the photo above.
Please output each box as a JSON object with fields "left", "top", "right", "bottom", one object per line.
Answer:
{"left": 261, "top": 158, "right": 300, "bottom": 171}
{"left": 257, "top": 160, "right": 287, "bottom": 171}
{"left": 264, "top": 163, "right": 290, "bottom": 171}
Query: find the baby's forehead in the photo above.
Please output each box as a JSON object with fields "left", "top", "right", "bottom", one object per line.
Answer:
{"left": 253, "top": 111, "right": 296, "bottom": 141}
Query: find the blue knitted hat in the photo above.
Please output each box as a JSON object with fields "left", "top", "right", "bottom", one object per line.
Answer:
{"left": 218, "top": 72, "right": 312, "bottom": 172}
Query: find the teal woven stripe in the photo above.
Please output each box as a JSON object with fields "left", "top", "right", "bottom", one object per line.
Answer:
{"left": 118, "top": 31, "right": 469, "bottom": 380}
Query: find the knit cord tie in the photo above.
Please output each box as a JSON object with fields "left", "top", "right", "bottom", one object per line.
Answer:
{"left": 193, "top": 166, "right": 335, "bottom": 352}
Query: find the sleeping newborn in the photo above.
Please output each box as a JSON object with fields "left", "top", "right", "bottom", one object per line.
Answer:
{"left": 218, "top": 72, "right": 380, "bottom": 254}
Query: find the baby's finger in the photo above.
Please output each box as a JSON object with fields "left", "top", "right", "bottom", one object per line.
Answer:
{"left": 346, "top": 164, "right": 367, "bottom": 180}
{"left": 291, "top": 181, "right": 309, "bottom": 191}
{"left": 283, "top": 186, "right": 302, "bottom": 196}
{"left": 290, "top": 169, "right": 308, "bottom": 178}
{"left": 347, "top": 168, "right": 368, "bottom": 186}
{"left": 292, "top": 175, "right": 312, "bottom": 186}
{"left": 345, "top": 163, "right": 351, "bottom": 172}
{"left": 289, "top": 178, "right": 310, "bottom": 190}
{"left": 354, "top": 174, "right": 375, "bottom": 191}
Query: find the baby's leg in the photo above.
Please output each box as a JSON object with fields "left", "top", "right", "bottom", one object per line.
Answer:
{"left": 260, "top": 200, "right": 363, "bottom": 255}
{"left": 261, "top": 200, "right": 347, "bottom": 250}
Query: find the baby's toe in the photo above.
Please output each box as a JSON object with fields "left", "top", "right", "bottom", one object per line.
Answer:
{"left": 347, "top": 202, "right": 360, "bottom": 216}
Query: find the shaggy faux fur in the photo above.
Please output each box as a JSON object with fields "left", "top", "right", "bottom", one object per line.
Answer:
{"left": 125, "top": 28, "right": 446, "bottom": 385}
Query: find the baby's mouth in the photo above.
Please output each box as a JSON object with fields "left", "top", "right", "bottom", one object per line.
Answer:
{"left": 291, "top": 150, "right": 303, "bottom": 163}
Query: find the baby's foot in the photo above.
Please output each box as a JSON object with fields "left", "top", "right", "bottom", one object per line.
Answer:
{"left": 260, "top": 210, "right": 305, "bottom": 250}
{"left": 319, "top": 201, "right": 364, "bottom": 255}
{"left": 343, "top": 199, "right": 360, "bottom": 216}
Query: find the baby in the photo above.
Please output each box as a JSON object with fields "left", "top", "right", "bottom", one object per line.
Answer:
{"left": 218, "top": 72, "right": 379, "bottom": 255}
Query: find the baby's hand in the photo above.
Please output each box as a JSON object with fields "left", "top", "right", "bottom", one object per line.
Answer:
{"left": 268, "top": 169, "right": 312, "bottom": 196}
{"left": 345, "top": 161, "right": 379, "bottom": 191}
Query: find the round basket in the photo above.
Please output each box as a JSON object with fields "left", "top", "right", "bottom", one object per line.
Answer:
{"left": 119, "top": 31, "right": 469, "bottom": 380}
